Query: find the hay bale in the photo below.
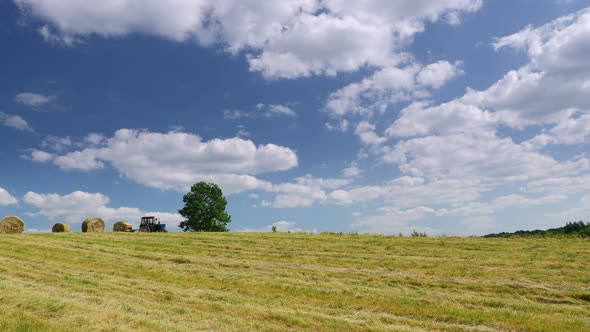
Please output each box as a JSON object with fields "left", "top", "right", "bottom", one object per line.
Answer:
{"left": 0, "top": 216, "right": 25, "bottom": 234}
{"left": 82, "top": 217, "right": 105, "bottom": 233}
{"left": 52, "top": 223, "right": 71, "bottom": 233}
{"left": 113, "top": 221, "right": 133, "bottom": 232}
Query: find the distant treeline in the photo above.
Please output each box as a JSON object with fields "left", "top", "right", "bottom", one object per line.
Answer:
{"left": 483, "top": 221, "right": 590, "bottom": 238}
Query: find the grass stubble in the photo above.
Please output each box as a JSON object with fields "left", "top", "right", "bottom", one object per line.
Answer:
{"left": 0, "top": 233, "right": 588, "bottom": 331}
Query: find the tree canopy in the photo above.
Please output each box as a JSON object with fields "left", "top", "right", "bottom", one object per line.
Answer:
{"left": 483, "top": 221, "right": 590, "bottom": 238}
{"left": 178, "top": 182, "right": 231, "bottom": 232}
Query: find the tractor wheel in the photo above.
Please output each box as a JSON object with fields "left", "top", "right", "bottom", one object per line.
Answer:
{"left": 139, "top": 226, "right": 151, "bottom": 232}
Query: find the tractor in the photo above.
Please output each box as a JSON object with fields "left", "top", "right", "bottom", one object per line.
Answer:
{"left": 138, "top": 216, "right": 167, "bottom": 232}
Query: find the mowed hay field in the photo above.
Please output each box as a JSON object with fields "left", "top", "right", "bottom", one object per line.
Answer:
{"left": 0, "top": 233, "right": 588, "bottom": 331}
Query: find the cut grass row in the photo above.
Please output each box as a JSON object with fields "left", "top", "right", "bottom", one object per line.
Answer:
{"left": 0, "top": 233, "right": 588, "bottom": 331}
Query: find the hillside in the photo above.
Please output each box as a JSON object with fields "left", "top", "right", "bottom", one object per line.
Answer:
{"left": 0, "top": 233, "right": 588, "bottom": 331}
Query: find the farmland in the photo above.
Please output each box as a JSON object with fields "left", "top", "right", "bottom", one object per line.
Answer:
{"left": 0, "top": 233, "right": 588, "bottom": 331}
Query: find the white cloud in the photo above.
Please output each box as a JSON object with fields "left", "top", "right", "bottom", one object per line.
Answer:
{"left": 0, "top": 112, "right": 33, "bottom": 132}
{"left": 241, "top": 220, "right": 316, "bottom": 233}
{"left": 325, "top": 119, "right": 349, "bottom": 132}
{"left": 416, "top": 60, "right": 464, "bottom": 88}
{"left": 236, "top": 128, "right": 250, "bottom": 138}
{"left": 29, "top": 149, "right": 55, "bottom": 163}
{"left": 342, "top": 161, "right": 361, "bottom": 178}
{"left": 41, "top": 135, "right": 72, "bottom": 151}
{"left": 383, "top": 129, "right": 589, "bottom": 182}
{"left": 544, "top": 193, "right": 590, "bottom": 225}
{"left": 15, "top": 92, "right": 54, "bottom": 107}
{"left": 325, "top": 61, "right": 462, "bottom": 117}
{"left": 324, "top": 176, "right": 487, "bottom": 208}
{"left": 262, "top": 104, "right": 297, "bottom": 118}
{"left": 523, "top": 113, "right": 590, "bottom": 149}
{"left": 54, "top": 150, "right": 106, "bottom": 171}
{"left": 225, "top": 104, "right": 296, "bottom": 120}
{"left": 0, "top": 187, "right": 18, "bottom": 206}
{"left": 344, "top": 8, "right": 590, "bottom": 236}
{"left": 15, "top": 0, "right": 482, "bottom": 79}
{"left": 325, "top": 186, "right": 387, "bottom": 205}
{"left": 491, "top": 194, "right": 567, "bottom": 210}
{"left": 352, "top": 192, "right": 566, "bottom": 234}
{"left": 23, "top": 190, "right": 183, "bottom": 227}
{"left": 384, "top": 8, "right": 590, "bottom": 149}
{"left": 468, "top": 8, "right": 590, "bottom": 125}
{"left": 84, "top": 133, "right": 105, "bottom": 146}
{"left": 223, "top": 109, "right": 252, "bottom": 120}
{"left": 354, "top": 121, "right": 386, "bottom": 146}
{"left": 247, "top": 0, "right": 480, "bottom": 79}
{"left": 38, "top": 24, "right": 80, "bottom": 46}
{"left": 351, "top": 206, "right": 439, "bottom": 234}
{"left": 524, "top": 175, "right": 590, "bottom": 195}
{"left": 269, "top": 174, "right": 350, "bottom": 208}
{"left": 28, "top": 129, "right": 298, "bottom": 194}
{"left": 247, "top": 13, "right": 395, "bottom": 79}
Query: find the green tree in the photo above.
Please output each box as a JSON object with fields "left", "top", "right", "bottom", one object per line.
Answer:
{"left": 178, "top": 182, "right": 231, "bottom": 232}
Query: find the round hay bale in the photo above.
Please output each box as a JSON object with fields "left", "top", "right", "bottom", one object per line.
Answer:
{"left": 113, "top": 221, "right": 132, "bottom": 232}
{"left": 52, "top": 223, "right": 71, "bottom": 233}
{"left": 0, "top": 216, "right": 25, "bottom": 234}
{"left": 82, "top": 218, "right": 105, "bottom": 233}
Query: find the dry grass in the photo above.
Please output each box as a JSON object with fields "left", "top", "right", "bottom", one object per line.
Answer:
{"left": 0, "top": 233, "right": 588, "bottom": 331}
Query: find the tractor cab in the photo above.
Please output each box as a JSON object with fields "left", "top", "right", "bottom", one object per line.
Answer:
{"left": 139, "top": 216, "right": 167, "bottom": 232}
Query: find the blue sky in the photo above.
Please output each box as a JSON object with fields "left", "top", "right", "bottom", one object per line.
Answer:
{"left": 1, "top": 0, "right": 590, "bottom": 234}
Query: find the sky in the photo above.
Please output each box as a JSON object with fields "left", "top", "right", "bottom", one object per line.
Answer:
{"left": 1, "top": 0, "right": 590, "bottom": 235}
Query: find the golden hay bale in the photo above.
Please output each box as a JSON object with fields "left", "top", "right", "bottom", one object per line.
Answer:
{"left": 52, "top": 223, "right": 72, "bottom": 233}
{"left": 82, "top": 217, "right": 105, "bottom": 233}
{"left": 0, "top": 216, "right": 25, "bottom": 234}
{"left": 113, "top": 221, "right": 133, "bottom": 232}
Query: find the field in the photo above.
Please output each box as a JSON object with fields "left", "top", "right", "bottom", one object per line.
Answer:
{"left": 0, "top": 233, "right": 588, "bottom": 331}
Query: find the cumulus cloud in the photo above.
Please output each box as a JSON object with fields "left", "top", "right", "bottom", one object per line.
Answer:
{"left": 41, "top": 135, "right": 73, "bottom": 151}
{"left": 23, "top": 190, "right": 183, "bottom": 227}
{"left": 354, "top": 121, "right": 386, "bottom": 146}
{"left": 383, "top": 129, "right": 589, "bottom": 182}
{"left": 269, "top": 174, "right": 351, "bottom": 208}
{"left": 470, "top": 8, "right": 590, "bottom": 125}
{"left": 330, "top": 8, "right": 590, "bottom": 233}
{"left": 14, "top": 0, "right": 482, "bottom": 79}
{"left": 0, "top": 187, "right": 18, "bottom": 206}
{"left": 0, "top": 112, "right": 33, "bottom": 132}
{"left": 417, "top": 60, "right": 464, "bottom": 88}
{"left": 325, "top": 61, "right": 463, "bottom": 118}
{"left": 385, "top": 8, "right": 590, "bottom": 143}
{"left": 28, "top": 129, "right": 298, "bottom": 194}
